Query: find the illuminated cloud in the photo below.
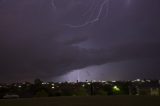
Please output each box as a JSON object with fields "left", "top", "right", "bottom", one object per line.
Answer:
{"left": 0, "top": 0, "right": 160, "bottom": 82}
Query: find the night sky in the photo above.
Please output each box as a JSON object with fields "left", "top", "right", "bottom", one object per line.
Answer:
{"left": 0, "top": 0, "right": 160, "bottom": 82}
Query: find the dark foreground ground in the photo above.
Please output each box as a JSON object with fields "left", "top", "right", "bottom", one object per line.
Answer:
{"left": 0, "top": 96, "right": 160, "bottom": 106}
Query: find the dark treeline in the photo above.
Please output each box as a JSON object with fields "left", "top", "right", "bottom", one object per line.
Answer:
{"left": 0, "top": 79, "right": 160, "bottom": 98}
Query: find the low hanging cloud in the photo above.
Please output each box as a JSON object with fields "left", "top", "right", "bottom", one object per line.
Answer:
{"left": 0, "top": 0, "right": 160, "bottom": 82}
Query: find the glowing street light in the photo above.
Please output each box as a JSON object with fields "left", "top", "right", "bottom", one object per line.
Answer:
{"left": 113, "top": 86, "right": 120, "bottom": 91}
{"left": 87, "top": 82, "right": 91, "bottom": 85}
{"left": 82, "top": 84, "right": 85, "bottom": 87}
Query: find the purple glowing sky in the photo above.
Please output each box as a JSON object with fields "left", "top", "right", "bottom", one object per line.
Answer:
{"left": 0, "top": 0, "right": 160, "bottom": 82}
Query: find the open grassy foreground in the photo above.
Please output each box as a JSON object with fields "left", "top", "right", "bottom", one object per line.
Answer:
{"left": 0, "top": 96, "right": 160, "bottom": 106}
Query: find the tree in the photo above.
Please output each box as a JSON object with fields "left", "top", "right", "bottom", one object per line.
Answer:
{"left": 34, "top": 79, "right": 42, "bottom": 85}
{"left": 75, "top": 87, "right": 88, "bottom": 96}
{"left": 35, "top": 90, "right": 48, "bottom": 97}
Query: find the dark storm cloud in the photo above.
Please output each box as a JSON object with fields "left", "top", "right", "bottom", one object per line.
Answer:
{"left": 0, "top": 0, "right": 160, "bottom": 82}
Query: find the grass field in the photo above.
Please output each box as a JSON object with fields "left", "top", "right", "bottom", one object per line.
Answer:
{"left": 0, "top": 96, "right": 160, "bottom": 106}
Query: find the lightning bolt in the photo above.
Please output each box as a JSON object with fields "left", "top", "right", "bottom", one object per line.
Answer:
{"left": 50, "top": 0, "right": 56, "bottom": 10}
{"left": 65, "top": 0, "right": 110, "bottom": 28}
{"left": 86, "top": 70, "right": 90, "bottom": 77}
{"left": 77, "top": 70, "right": 80, "bottom": 81}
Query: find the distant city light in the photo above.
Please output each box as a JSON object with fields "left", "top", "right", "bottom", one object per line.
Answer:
{"left": 112, "top": 80, "right": 116, "bottom": 83}
{"left": 147, "top": 80, "right": 151, "bottom": 82}
{"left": 87, "top": 82, "right": 91, "bottom": 85}
{"left": 42, "top": 82, "right": 46, "bottom": 85}
{"left": 52, "top": 86, "right": 55, "bottom": 89}
{"left": 141, "top": 80, "right": 145, "bottom": 83}
{"left": 101, "top": 80, "right": 106, "bottom": 83}
{"left": 136, "top": 79, "right": 141, "bottom": 82}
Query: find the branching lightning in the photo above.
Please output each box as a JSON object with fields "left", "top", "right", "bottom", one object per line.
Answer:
{"left": 50, "top": 0, "right": 56, "bottom": 10}
{"left": 65, "top": 0, "right": 110, "bottom": 28}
